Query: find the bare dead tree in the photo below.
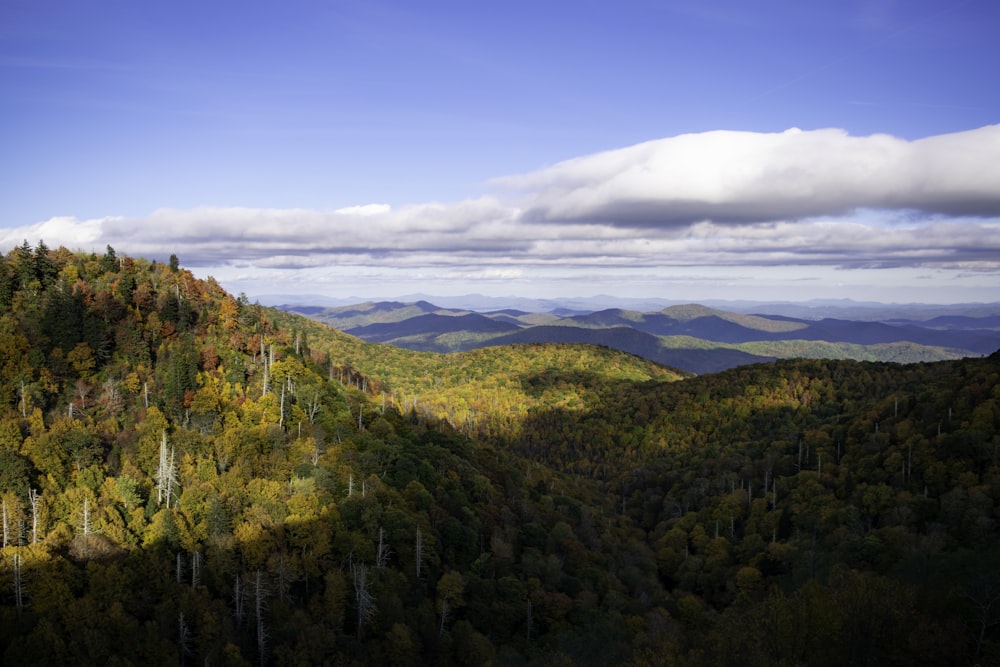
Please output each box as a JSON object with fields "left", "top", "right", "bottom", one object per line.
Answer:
{"left": 191, "top": 550, "right": 201, "bottom": 588}
{"left": 526, "top": 597, "right": 533, "bottom": 641}
{"left": 2, "top": 499, "right": 8, "bottom": 549}
{"left": 275, "top": 554, "right": 291, "bottom": 604}
{"left": 27, "top": 489, "right": 40, "bottom": 544}
{"left": 13, "top": 551, "right": 25, "bottom": 617}
{"left": 101, "top": 378, "right": 124, "bottom": 417}
{"left": 73, "top": 379, "right": 91, "bottom": 414}
{"left": 255, "top": 570, "right": 268, "bottom": 667}
{"left": 310, "top": 429, "right": 325, "bottom": 466}
{"left": 352, "top": 562, "right": 375, "bottom": 639}
{"left": 302, "top": 387, "right": 322, "bottom": 424}
{"left": 279, "top": 383, "right": 286, "bottom": 431}
{"left": 261, "top": 341, "right": 270, "bottom": 397}
{"left": 439, "top": 596, "right": 450, "bottom": 637}
{"left": 415, "top": 526, "right": 424, "bottom": 580}
{"left": 156, "top": 431, "right": 178, "bottom": 508}
{"left": 376, "top": 528, "right": 390, "bottom": 570}
{"left": 80, "top": 497, "right": 92, "bottom": 559}
{"left": 178, "top": 612, "right": 192, "bottom": 665}
{"left": 18, "top": 379, "right": 28, "bottom": 418}
{"left": 965, "top": 576, "right": 1000, "bottom": 660}
{"left": 233, "top": 573, "right": 246, "bottom": 628}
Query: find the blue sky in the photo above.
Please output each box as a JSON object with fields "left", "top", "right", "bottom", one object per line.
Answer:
{"left": 2, "top": 0, "right": 999, "bottom": 304}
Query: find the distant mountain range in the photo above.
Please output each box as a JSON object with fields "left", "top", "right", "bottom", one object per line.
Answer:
{"left": 259, "top": 293, "right": 1000, "bottom": 320}
{"left": 253, "top": 294, "right": 1000, "bottom": 321}
{"left": 280, "top": 299, "right": 1000, "bottom": 374}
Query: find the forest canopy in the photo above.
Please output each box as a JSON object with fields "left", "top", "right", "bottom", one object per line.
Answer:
{"left": 0, "top": 242, "right": 997, "bottom": 665}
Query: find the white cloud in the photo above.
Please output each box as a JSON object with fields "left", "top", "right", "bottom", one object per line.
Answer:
{"left": 499, "top": 124, "right": 1000, "bottom": 225}
{"left": 88, "top": 198, "right": 524, "bottom": 264}
{"left": 334, "top": 203, "right": 392, "bottom": 216}
{"left": 2, "top": 125, "right": 998, "bottom": 302}
{"left": 0, "top": 215, "right": 109, "bottom": 249}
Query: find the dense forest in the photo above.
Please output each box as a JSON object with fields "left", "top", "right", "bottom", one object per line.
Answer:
{"left": 0, "top": 241, "right": 997, "bottom": 665}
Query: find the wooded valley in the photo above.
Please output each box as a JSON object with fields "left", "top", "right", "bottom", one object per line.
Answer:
{"left": 0, "top": 241, "right": 997, "bottom": 665}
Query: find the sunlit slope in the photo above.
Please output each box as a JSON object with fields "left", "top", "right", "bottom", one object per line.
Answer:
{"left": 274, "top": 306, "right": 689, "bottom": 437}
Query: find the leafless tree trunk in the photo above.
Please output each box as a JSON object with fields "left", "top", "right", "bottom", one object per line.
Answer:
{"left": 178, "top": 612, "right": 192, "bottom": 665}
{"left": 28, "top": 488, "right": 40, "bottom": 544}
{"left": 376, "top": 528, "right": 390, "bottom": 570}
{"left": 966, "top": 577, "right": 1000, "bottom": 660}
{"left": 311, "top": 443, "right": 321, "bottom": 466}
{"left": 415, "top": 526, "right": 424, "bottom": 580}
{"left": 82, "top": 497, "right": 92, "bottom": 538}
{"left": 275, "top": 554, "right": 290, "bottom": 604}
{"left": 156, "top": 431, "right": 178, "bottom": 508}
{"left": 165, "top": 444, "right": 176, "bottom": 507}
{"left": 101, "top": 378, "right": 123, "bottom": 416}
{"left": 13, "top": 552, "right": 25, "bottom": 617}
{"left": 526, "top": 597, "right": 533, "bottom": 641}
{"left": 352, "top": 563, "right": 375, "bottom": 639}
{"left": 191, "top": 551, "right": 201, "bottom": 588}
{"left": 81, "top": 497, "right": 92, "bottom": 558}
{"left": 255, "top": 570, "right": 268, "bottom": 667}
{"left": 2, "top": 499, "right": 8, "bottom": 549}
{"left": 439, "top": 597, "right": 450, "bottom": 637}
{"left": 261, "top": 340, "right": 270, "bottom": 396}
{"left": 279, "top": 383, "right": 286, "bottom": 431}
{"left": 233, "top": 573, "right": 246, "bottom": 628}
{"left": 303, "top": 388, "right": 322, "bottom": 424}
{"left": 74, "top": 379, "right": 91, "bottom": 414}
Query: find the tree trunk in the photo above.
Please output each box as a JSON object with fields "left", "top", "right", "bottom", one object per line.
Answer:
{"left": 415, "top": 526, "right": 423, "bottom": 579}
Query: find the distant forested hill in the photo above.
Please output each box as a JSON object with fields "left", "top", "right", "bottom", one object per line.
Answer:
{"left": 0, "top": 242, "right": 998, "bottom": 665}
{"left": 285, "top": 300, "right": 998, "bottom": 374}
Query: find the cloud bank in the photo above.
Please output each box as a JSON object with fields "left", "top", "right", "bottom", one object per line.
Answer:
{"left": 2, "top": 125, "right": 998, "bottom": 301}
{"left": 501, "top": 124, "right": 1000, "bottom": 226}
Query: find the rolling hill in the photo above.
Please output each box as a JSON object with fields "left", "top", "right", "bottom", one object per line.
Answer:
{"left": 283, "top": 300, "right": 998, "bottom": 374}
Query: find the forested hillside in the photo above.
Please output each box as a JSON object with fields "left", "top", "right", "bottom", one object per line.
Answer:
{"left": 0, "top": 242, "right": 998, "bottom": 665}
{"left": 288, "top": 300, "right": 995, "bottom": 374}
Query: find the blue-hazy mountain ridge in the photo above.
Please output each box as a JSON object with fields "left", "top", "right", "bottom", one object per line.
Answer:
{"left": 279, "top": 299, "right": 1000, "bottom": 374}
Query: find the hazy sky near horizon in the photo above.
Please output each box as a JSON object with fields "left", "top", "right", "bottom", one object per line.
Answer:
{"left": 2, "top": 0, "right": 999, "bottom": 304}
